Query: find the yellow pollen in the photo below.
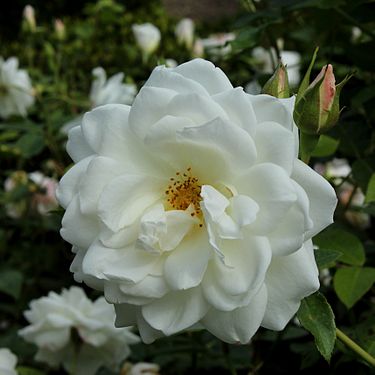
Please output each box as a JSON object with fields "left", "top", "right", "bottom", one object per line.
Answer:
{"left": 165, "top": 167, "right": 202, "bottom": 215}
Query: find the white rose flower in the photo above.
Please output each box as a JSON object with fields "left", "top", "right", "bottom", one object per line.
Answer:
{"left": 19, "top": 286, "right": 140, "bottom": 375}
{"left": 0, "top": 348, "right": 17, "bottom": 375}
{"left": 57, "top": 59, "right": 337, "bottom": 344}
{"left": 0, "top": 57, "right": 34, "bottom": 119}
{"left": 175, "top": 18, "right": 195, "bottom": 49}
{"left": 90, "top": 67, "right": 137, "bottom": 107}
{"left": 201, "top": 33, "right": 235, "bottom": 58}
{"left": 132, "top": 23, "right": 161, "bottom": 57}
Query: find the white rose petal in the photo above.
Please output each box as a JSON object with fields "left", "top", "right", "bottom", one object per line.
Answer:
{"left": 0, "top": 56, "right": 34, "bottom": 118}
{"left": 19, "top": 287, "right": 139, "bottom": 375}
{"left": 0, "top": 348, "right": 18, "bottom": 375}
{"left": 57, "top": 58, "right": 337, "bottom": 344}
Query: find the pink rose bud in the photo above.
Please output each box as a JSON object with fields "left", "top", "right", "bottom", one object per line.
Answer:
{"left": 294, "top": 58, "right": 351, "bottom": 134}
{"left": 262, "top": 62, "right": 290, "bottom": 98}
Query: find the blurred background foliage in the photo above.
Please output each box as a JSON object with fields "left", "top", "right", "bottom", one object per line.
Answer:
{"left": 0, "top": 0, "right": 374, "bottom": 374}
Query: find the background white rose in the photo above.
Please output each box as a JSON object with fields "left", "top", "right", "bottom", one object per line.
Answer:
{"left": 57, "top": 58, "right": 337, "bottom": 344}
{"left": 19, "top": 286, "right": 140, "bottom": 375}
{"left": 132, "top": 23, "right": 161, "bottom": 57}
{"left": 0, "top": 348, "right": 17, "bottom": 375}
{"left": 0, "top": 56, "right": 34, "bottom": 119}
{"left": 175, "top": 18, "right": 195, "bottom": 49}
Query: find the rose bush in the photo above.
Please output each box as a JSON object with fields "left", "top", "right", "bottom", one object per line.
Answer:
{"left": 57, "top": 58, "right": 337, "bottom": 344}
{"left": 19, "top": 286, "right": 140, "bottom": 375}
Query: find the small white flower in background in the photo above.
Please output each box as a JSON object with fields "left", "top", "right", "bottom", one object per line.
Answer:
{"left": 0, "top": 57, "right": 34, "bottom": 119}
{"left": 19, "top": 286, "right": 140, "bottom": 375}
{"left": 193, "top": 38, "right": 204, "bottom": 57}
{"left": 314, "top": 159, "right": 370, "bottom": 229}
{"left": 325, "top": 158, "right": 351, "bottom": 183}
{"left": 319, "top": 268, "right": 332, "bottom": 287}
{"left": 90, "top": 67, "right": 137, "bottom": 107}
{"left": 200, "top": 33, "right": 235, "bottom": 58}
{"left": 351, "top": 27, "right": 362, "bottom": 43}
{"left": 62, "top": 67, "right": 136, "bottom": 133}
{"left": 54, "top": 18, "right": 66, "bottom": 40}
{"left": 132, "top": 23, "right": 161, "bottom": 58}
{"left": 165, "top": 59, "right": 178, "bottom": 68}
{"left": 251, "top": 47, "right": 301, "bottom": 87}
{"left": 175, "top": 18, "right": 195, "bottom": 49}
{"left": 0, "top": 348, "right": 17, "bottom": 375}
{"left": 244, "top": 79, "right": 262, "bottom": 95}
{"left": 23, "top": 5, "right": 36, "bottom": 31}
{"left": 4, "top": 171, "right": 28, "bottom": 219}
{"left": 4, "top": 171, "right": 58, "bottom": 217}
{"left": 57, "top": 58, "right": 337, "bottom": 344}
{"left": 121, "top": 362, "right": 160, "bottom": 375}
{"left": 29, "top": 172, "right": 58, "bottom": 215}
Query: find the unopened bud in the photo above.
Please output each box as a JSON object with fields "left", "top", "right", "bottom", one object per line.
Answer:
{"left": 262, "top": 62, "right": 290, "bottom": 98}
{"left": 294, "top": 49, "right": 351, "bottom": 135}
{"left": 54, "top": 19, "right": 66, "bottom": 40}
{"left": 23, "top": 5, "right": 36, "bottom": 32}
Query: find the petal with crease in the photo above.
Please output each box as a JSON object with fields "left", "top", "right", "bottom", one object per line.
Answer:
{"left": 202, "top": 284, "right": 267, "bottom": 344}
{"left": 261, "top": 240, "right": 319, "bottom": 330}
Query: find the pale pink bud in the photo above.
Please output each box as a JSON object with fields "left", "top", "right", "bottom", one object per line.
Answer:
{"left": 23, "top": 5, "right": 36, "bottom": 31}
{"left": 54, "top": 19, "right": 66, "bottom": 40}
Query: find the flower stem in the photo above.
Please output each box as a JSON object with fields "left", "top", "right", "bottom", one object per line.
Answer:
{"left": 336, "top": 328, "right": 375, "bottom": 367}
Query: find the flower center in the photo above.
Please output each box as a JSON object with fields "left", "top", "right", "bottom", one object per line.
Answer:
{"left": 165, "top": 167, "right": 202, "bottom": 216}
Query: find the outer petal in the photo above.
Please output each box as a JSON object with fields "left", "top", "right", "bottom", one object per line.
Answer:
{"left": 248, "top": 94, "right": 294, "bottom": 132}
{"left": 202, "top": 235, "right": 271, "bottom": 311}
{"left": 142, "top": 287, "right": 209, "bottom": 335}
{"left": 292, "top": 159, "right": 337, "bottom": 239}
{"left": 254, "top": 121, "right": 295, "bottom": 175}
{"left": 78, "top": 156, "right": 126, "bottom": 215}
{"left": 236, "top": 163, "right": 297, "bottom": 234}
{"left": 261, "top": 239, "right": 319, "bottom": 330}
{"left": 129, "top": 86, "right": 176, "bottom": 140}
{"left": 213, "top": 87, "right": 257, "bottom": 136}
{"left": 60, "top": 195, "right": 99, "bottom": 249}
{"left": 66, "top": 125, "right": 93, "bottom": 163}
{"left": 145, "top": 66, "right": 209, "bottom": 96}
{"left": 173, "top": 58, "right": 233, "bottom": 95}
{"left": 56, "top": 156, "right": 93, "bottom": 209}
{"left": 201, "top": 284, "right": 267, "bottom": 344}
{"left": 82, "top": 239, "right": 159, "bottom": 283}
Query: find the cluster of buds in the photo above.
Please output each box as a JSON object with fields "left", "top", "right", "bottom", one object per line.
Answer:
{"left": 262, "top": 47, "right": 351, "bottom": 135}
{"left": 293, "top": 48, "right": 351, "bottom": 135}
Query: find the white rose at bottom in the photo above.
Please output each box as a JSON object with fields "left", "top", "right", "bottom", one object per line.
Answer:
{"left": 57, "top": 58, "right": 337, "bottom": 344}
{"left": 0, "top": 348, "right": 17, "bottom": 375}
{"left": 18, "top": 287, "right": 139, "bottom": 375}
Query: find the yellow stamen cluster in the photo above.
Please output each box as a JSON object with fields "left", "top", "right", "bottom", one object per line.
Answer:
{"left": 165, "top": 167, "right": 202, "bottom": 221}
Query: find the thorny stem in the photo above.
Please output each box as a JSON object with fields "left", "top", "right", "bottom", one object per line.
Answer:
{"left": 336, "top": 328, "right": 375, "bottom": 367}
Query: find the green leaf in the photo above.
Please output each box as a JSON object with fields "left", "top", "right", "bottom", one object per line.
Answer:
{"left": 314, "top": 227, "right": 365, "bottom": 266}
{"left": 352, "top": 158, "right": 375, "bottom": 192}
{"left": 17, "top": 367, "right": 46, "bottom": 375}
{"left": 0, "top": 269, "right": 24, "bottom": 299}
{"left": 311, "top": 135, "right": 339, "bottom": 157}
{"left": 297, "top": 292, "right": 336, "bottom": 362}
{"left": 314, "top": 248, "right": 343, "bottom": 269}
{"left": 333, "top": 267, "right": 375, "bottom": 309}
{"left": 365, "top": 173, "right": 375, "bottom": 203}
{"left": 16, "top": 132, "right": 45, "bottom": 158}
